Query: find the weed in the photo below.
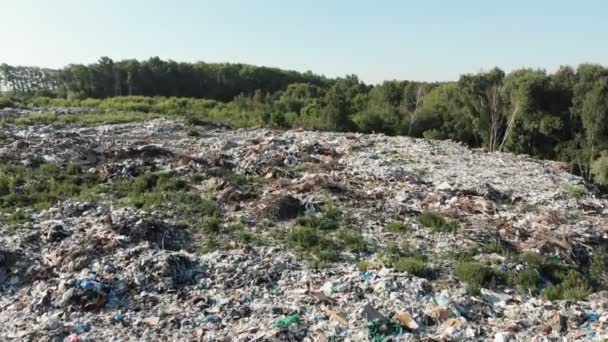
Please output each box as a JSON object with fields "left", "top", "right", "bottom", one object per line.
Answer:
{"left": 336, "top": 228, "right": 369, "bottom": 253}
{"left": 202, "top": 216, "right": 222, "bottom": 233}
{"left": 0, "top": 162, "right": 101, "bottom": 210}
{"left": 448, "top": 246, "right": 480, "bottom": 262}
{"left": 562, "top": 184, "right": 587, "bottom": 199}
{"left": 542, "top": 270, "right": 591, "bottom": 301}
{"left": 396, "top": 257, "right": 429, "bottom": 278}
{"left": 322, "top": 200, "right": 343, "bottom": 222}
{"left": 418, "top": 210, "right": 459, "bottom": 233}
{"left": 590, "top": 247, "right": 608, "bottom": 287}
{"left": 296, "top": 215, "right": 340, "bottom": 231}
{"left": 510, "top": 268, "right": 542, "bottom": 293}
{"left": 455, "top": 261, "right": 503, "bottom": 292}
{"left": 486, "top": 239, "right": 516, "bottom": 256}
{"left": 288, "top": 225, "right": 323, "bottom": 251}
{"left": 385, "top": 220, "right": 409, "bottom": 233}
{"left": 357, "top": 260, "right": 369, "bottom": 272}
{"left": 66, "top": 163, "right": 83, "bottom": 175}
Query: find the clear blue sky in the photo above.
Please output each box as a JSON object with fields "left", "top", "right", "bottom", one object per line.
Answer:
{"left": 1, "top": 0, "right": 607, "bottom": 83}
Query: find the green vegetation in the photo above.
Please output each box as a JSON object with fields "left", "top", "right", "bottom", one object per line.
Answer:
{"left": 450, "top": 251, "right": 596, "bottom": 300}
{"left": 380, "top": 241, "right": 430, "bottom": 277}
{"left": 542, "top": 269, "right": 591, "bottom": 301}
{"left": 385, "top": 220, "right": 409, "bottom": 233}
{"left": 454, "top": 261, "right": 503, "bottom": 294}
{"left": 418, "top": 210, "right": 459, "bottom": 233}
{"left": 286, "top": 204, "right": 369, "bottom": 268}
{"left": 486, "top": 239, "right": 516, "bottom": 257}
{"left": 562, "top": 184, "right": 587, "bottom": 199}
{"left": 0, "top": 162, "right": 100, "bottom": 210}
{"left": 510, "top": 268, "right": 542, "bottom": 293}
{"left": 356, "top": 260, "right": 370, "bottom": 272}
{"left": 590, "top": 247, "right": 608, "bottom": 288}
{"left": 395, "top": 256, "right": 430, "bottom": 278}
{"left": 4, "top": 59, "right": 608, "bottom": 186}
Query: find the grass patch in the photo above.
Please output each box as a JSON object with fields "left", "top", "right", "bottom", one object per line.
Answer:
{"left": 286, "top": 203, "right": 368, "bottom": 267}
{"left": 419, "top": 210, "right": 459, "bottom": 233}
{"left": 590, "top": 247, "right": 608, "bottom": 288}
{"left": 542, "top": 269, "right": 591, "bottom": 301}
{"left": 356, "top": 260, "right": 370, "bottom": 272}
{"left": 455, "top": 261, "right": 504, "bottom": 294}
{"left": 486, "top": 239, "right": 516, "bottom": 256}
{"left": 336, "top": 228, "right": 369, "bottom": 253}
{"left": 0, "top": 162, "right": 101, "bottom": 210}
{"left": 296, "top": 215, "right": 340, "bottom": 231}
{"left": 396, "top": 257, "right": 429, "bottom": 278}
{"left": 448, "top": 246, "right": 480, "bottom": 262}
{"left": 562, "top": 184, "right": 587, "bottom": 199}
{"left": 5, "top": 111, "right": 165, "bottom": 126}
{"left": 287, "top": 225, "right": 340, "bottom": 266}
{"left": 509, "top": 268, "right": 542, "bottom": 293}
{"left": 385, "top": 220, "right": 409, "bottom": 233}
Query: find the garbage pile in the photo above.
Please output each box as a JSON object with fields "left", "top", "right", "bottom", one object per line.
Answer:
{"left": 1, "top": 117, "right": 608, "bottom": 341}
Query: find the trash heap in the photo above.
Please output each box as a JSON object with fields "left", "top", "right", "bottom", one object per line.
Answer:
{"left": 1, "top": 117, "right": 608, "bottom": 341}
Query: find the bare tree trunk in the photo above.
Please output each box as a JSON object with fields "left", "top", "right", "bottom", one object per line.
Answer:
{"left": 407, "top": 86, "right": 426, "bottom": 136}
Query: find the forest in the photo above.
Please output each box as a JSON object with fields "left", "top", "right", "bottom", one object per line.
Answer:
{"left": 1, "top": 57, "right": 608, "bottom": 186}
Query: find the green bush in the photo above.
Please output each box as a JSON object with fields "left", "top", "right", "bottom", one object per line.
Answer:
{"left": 591, "top": 154, "right": 608, "bottom": 186}
{"left": 288, "top": 225, "right": 322, "bottom": 251}
{"left": 396, "top": 257, "right": 429, "bottom": 278}
{"left": 455, "top": 261, "right": 502, "bottom": 292}
{"left": 511, "top": 268, "right": 542, "bottom": 292}
{"left": 202, "top": 216, "right": 222, "bottom": 233}
{"left": 287, "top": 224, "right": 340, "bottom": 266}
{"left": 296, "top": 215, "right": 340, "bottom": 231}
{"left": 0, "top": 96, "right": 15, "bottom": 108}
{"left": 356, "top": 260, "right": 369, "bottom": 272}
{"left": 419, "top": 210, "right": 459, "bottom": 233}
{"left": 542, "top": 270, "right": 591, "bottom": 300}
{"left": 385, "top": 220, "right": 409, "bottom": 233}
{"left": 336, "top": 228, "right": 369, "bottom": 253}
{"left": 590, "top": 247, "right": 608, "bottom": 287}
{"left": 562, "top": 184, "right": 587, "bottom": 199}
{"left": 0, "top": 162, "right": 100, "bottom": 210}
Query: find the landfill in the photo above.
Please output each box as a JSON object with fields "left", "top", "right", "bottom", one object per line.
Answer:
{"left": 1, "top": 115, "right": 608, "bottom": 341}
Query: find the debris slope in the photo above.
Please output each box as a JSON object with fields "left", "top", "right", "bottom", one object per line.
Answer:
{"left": 1, "top": 118, "right": 608, "bottom": 341}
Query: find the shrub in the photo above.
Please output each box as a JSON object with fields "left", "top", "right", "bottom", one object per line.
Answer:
{"left": 455, "top": 261, "right": 501, "bottom": 292}
{"left": 591, "top": 154, "right": 608, "bottom": 186}
{"left": 296, "top": 215, "right": 339, "bottom": 231}
{"left": 66, "top": 163, "right": 83, "bottom": 175}
{"left": 288, "top": 225, "right": 321, "bottom": 251}
{"left": 511, "top": 268, "right": 542, "bottom": 292}
{"left": 419, "top": 210, "right": 459, "bottom": 233}
{"left": 322, "top": 200, "right": 343, "bottom": 222}
{"left": 486, "top": 239, "right": 516, "bottom": 256}
{"left": 287, "top": 224, "right": 341, "bottom": 266}
{"left": 590, "top": 247, "right": 608, "bottom": 287}
{"left": 562, "top": 184, "right": 587, "bottom": 199}
{"left": 356, "top": 260, "right": 369, "bottom": 272}
{"left": 202, "top": 216, "right": 222, "bottom": 234}
{"left": 0, "top": 96, "right": 15, "bottom": 108}
{"left": 542, "top": 270, "right": 591, "bottom": 301}
{"left": 396, "top": 257, "right": 429, "bottom": 278}
{"left": 336, "top": 228, "right": 369, "bottom": 253}
{"left": 385, "top": 220, "right": 409, "bottom": 233}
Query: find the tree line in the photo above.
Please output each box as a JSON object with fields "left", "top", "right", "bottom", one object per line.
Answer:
{"left": 1, "top": 57, "right": 608, "bottom": 186}
{"left": 1, "top": 57, "right": 328, "bottom": 101}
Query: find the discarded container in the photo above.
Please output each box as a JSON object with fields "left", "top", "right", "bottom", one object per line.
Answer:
{"left": 274, "top": 315, "right": 301, "bottom": 329}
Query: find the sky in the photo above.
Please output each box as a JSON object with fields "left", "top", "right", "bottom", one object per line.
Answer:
{"left": 1, "top": 0, "right": 607, "bottom": 84}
